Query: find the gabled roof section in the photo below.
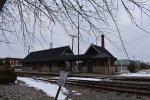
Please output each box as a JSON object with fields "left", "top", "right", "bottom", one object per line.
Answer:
{"left": 60, "top": 46, "right": 74, "bottom": 56}
{"left": 84, "top": 44, "right": 100, "bottom": 55}
{"left": 22, "top": 46, "right": 73, "bottom": 62}
{"left": 84, "top": 44, "right": 116, "bottom": 58}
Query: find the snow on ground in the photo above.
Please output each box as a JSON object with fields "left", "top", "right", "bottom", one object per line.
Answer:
{"left": 119, "top": 73, "right": 150, "bottom": 77}
{"left": 137, "top": 69, "right": 150, "bottom": 74}
{"left": 17, "top": 77, "right": 68, "bottom": 100}
{"left": 68, "top": 77, "right": 102, "bottom": 81}
{"left": 17, "top": 70, "right": 150, "bottom": 99}
{"left": 17, "top": 76, "right": 101, "bottom": 99}
{"left": 118, "top": 69, "right": 150, "bottom": 77}
{"left": 36, "top": 76, "right": 102, "bottom": 81}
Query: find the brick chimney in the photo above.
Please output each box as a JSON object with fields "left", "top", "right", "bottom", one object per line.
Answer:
{"left": 101, "top": 34, "right": 105, "bottom": 48}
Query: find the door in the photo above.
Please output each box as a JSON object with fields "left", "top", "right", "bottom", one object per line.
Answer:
{"left": 87, "top": 61, "right": 93, "bottom": 73}
{"left": 49, "top": 63, "right": 52, "bottom": 72}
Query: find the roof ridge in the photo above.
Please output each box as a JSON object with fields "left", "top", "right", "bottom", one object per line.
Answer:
{"left": 30, "top": 45, "right": 70, "bottom": 53}
{"left": 92, "top": 44, "right": 116, "bottom": 58}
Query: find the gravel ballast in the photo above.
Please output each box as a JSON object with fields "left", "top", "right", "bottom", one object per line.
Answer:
{"left": 0, "top": 80, "right": 150, "bottom": 100}
{"left": 65, "top": 85, "right": 150, "bottom": 100}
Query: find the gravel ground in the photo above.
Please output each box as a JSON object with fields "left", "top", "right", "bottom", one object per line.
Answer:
{"left": 64, "top": 85, "right": 150, "bottom": 100}
{"left": 0, "top": 81, "right": 150, "bottom": 100}
{"left": 0, "top": 81, "right": 53, "bottom": 100}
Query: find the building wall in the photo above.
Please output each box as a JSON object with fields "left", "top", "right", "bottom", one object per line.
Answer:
{"left": 51, "top": 65, "right": 58, "bottom": 72}
{"left": 92, "top": 66, "right": 115, "bottom": 74}
{"left": 40, "top": 63, "right": 50, "bottom": 72}
{"left": 93, "top": 66, "right": 106, "bottom": 74}
{"left": 50, "top": 62, "right": 66, "bottom": 72}
{"left": 41, "top": 66, "right": 50, "bottom": 72}
{"left": 22, "top": 59, "right": 116, "bottom": 74}
{"left": 116, "top": 65, "right": 128, "bottom": 72}
{"left": 22, "top": 63, "right": 33, "bottom": 71}
{"left": 109, "top": 66, "right": 116, "bottom": 74}
{"left": 22, "top": 67, "right": 33, "bottom": 71}
{"left": 82, "top": 65, "right": 115, "bottom": 75}
{"left": 22, "top": 62, "right": 65, "bottom": 73}
{"left": 82, "top": 67, "right": 87, "bottom": 73}
{"left": 81, "top": 59, "right": 116, "bottom": 75}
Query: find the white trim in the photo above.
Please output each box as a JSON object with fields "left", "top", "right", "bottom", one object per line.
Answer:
{"left": 92, "top": 44, "right": 101, "bottom": 54}
{"left": 84, "top": 44, "right": 101, "bottom": 54}
{"left": 60, "top": 46, "right": 73, "bottom": 56}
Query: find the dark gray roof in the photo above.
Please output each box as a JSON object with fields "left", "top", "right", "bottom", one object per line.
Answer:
{"left": 85, "top": 44, "right": 116, "bottom": 58}
{"left": 22, "top": 44, "right": 116, "bottom": 63}
{"left": 22, "top": 46, "right": 73, "bottom": 62}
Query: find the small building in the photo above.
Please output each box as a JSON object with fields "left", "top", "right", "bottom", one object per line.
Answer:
{"left": 22, "top": 46, "right": 74, "bottom": 72}
{"left": 115, "top": 59, "right": 140, "bottom": 72}
{"left": 22, "top": 35, "right": 117, "bottom": 75}
{"left": 22, "top": 44, "right": 117, "bottom": 74}
{"left": 0, "top": 57, "right": 22, "bottom": 69}
{"left": 79, "top": 44, "right": 117, "bottom": 74}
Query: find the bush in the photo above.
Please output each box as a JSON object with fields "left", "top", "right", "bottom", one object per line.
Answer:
{"left": 139, "top": 63, "right": 149, "bottom": 69}
{"left": 0, "top": 64, "right": 17, "bottom": 84}
{"left": 128, "top": 62, "right": 136, "bottom": 73}
{"left": 0, "top": 60, "right": 3, "bottom": 66}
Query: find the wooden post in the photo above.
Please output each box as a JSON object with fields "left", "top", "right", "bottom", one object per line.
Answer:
{"left": 55, "top": 86, "right": 61, "bottom": 100}
{"left": 108, "top": 58, "right": 110, "bottom": 75}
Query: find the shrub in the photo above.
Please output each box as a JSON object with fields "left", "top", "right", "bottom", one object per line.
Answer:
{"left": 0, "top": 64, "right": 17, "bottom": 84}
{"left": 128, "top": 62, "right": 136, "bottom": 73}
{"left": 0, "top": 60, "right": 3, "bottom": 66}
{"left": 139, "top": 63, "right": 149, "bottom": 69}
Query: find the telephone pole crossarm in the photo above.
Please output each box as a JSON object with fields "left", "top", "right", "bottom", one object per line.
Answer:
{"left": 27, "top": 46, "right": 32, "bottom": 54}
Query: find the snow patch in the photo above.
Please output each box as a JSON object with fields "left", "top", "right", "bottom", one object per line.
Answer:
{"left": 68, "top": 77, "right": 102, "bottom": 81}
{"left": 119, "top": 73, "right": 150, "bottom": 77}
{"left": 119, "top": 69, "right": 150, "bottom": 77}
{"left": 17, "top": 77, "right": 68, "bottom": 100}
{"left": 137, "top": 69, "right": 150, "bottom": 74}
{"left": 74, "top": 93, "right": 82, "bottom": 95}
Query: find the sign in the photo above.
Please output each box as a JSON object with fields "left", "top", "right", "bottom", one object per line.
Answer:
{"left": 57, "top": 71, "right": 68, "bottom": 86}
{"left": 55, "top": 71, "right": 68, "bottom": 100}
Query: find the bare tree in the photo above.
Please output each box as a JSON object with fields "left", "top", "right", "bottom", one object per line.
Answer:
{"left": 1, "top": 0, "right": 150, "bottom": 58}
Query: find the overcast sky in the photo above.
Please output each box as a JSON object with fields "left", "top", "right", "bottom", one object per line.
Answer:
{"left": 0, "top": 2, "right": 150, "bottom": 62}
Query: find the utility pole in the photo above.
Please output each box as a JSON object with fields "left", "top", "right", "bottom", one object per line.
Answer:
{"left": 121, "top": 57, "right": 122, "bottom": 71}
{"left": 133, "top": 55, "right": 135, "bottom": 61}
{"left": 77, "top": 5, "right": 82, "bottom": 73}
{"left": 27, "top": 46, "right": 32, "bottom": 54}
{"left": 78, "top": 13, "right": 80, "bottom": 55}
{"left": 50, "top": 43, "right": 53, "bottom": 49}
{"left": 69, "top": 35, "right": 76, "bottom": 72}
{"left": 69, "top": 35, "right": 77, "bottom": 52}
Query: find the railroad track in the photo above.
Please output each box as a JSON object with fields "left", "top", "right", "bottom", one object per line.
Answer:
{"left": 31, "top": 76, "right": 150, "bottom": 96}
{"left": 67, "top": 80, "right": 150, "bottom": 96}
